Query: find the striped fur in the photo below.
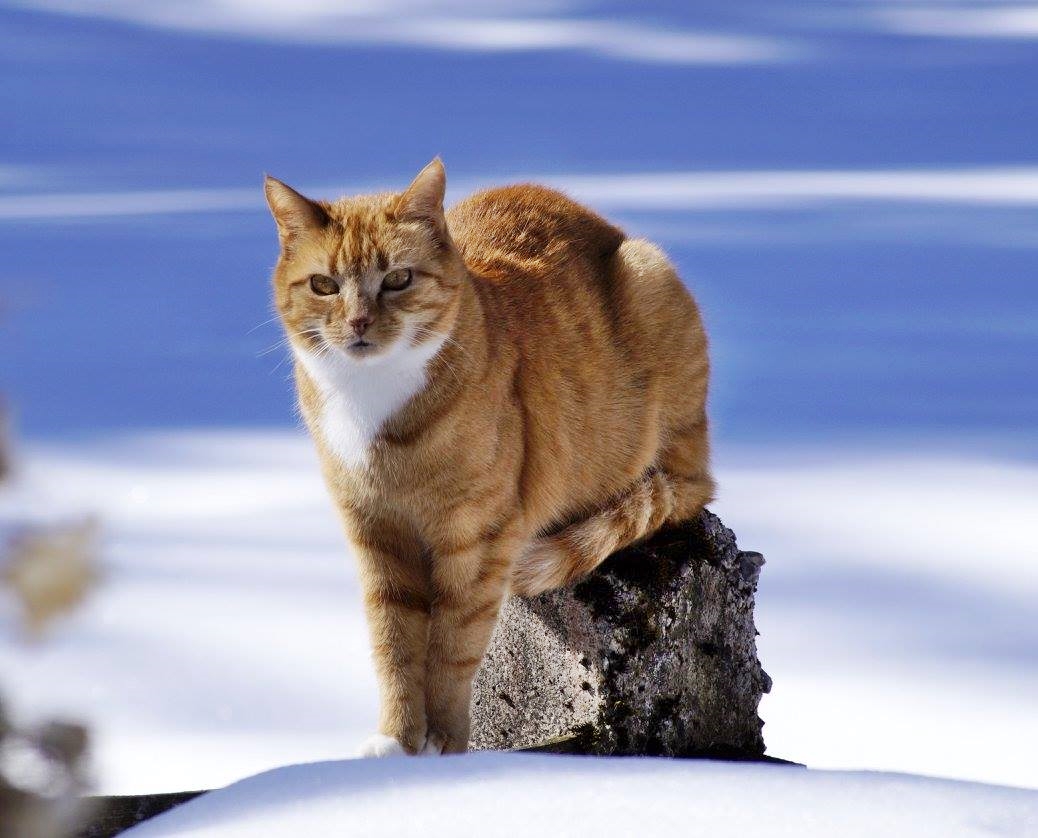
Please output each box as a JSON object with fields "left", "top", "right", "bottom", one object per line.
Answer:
{"left": 265, "top": 160, "right": 713, "bottom": 756}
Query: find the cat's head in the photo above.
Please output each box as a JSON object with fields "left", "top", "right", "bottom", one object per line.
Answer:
{"left": 265, "top": 159, "right": 463, "bottom": 369}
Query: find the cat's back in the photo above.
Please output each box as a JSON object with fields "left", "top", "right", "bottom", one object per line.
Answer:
{"left": 446, "top": 184, "right": 624, "bottom": 283}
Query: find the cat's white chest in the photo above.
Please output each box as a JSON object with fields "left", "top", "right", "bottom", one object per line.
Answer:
{"left": 296, "top": 337, "right": 445, "bottom": 469}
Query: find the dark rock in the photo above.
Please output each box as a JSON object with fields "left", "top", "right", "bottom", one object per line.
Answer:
{"left": 74, "top": 791, "right": 206, "bottom": 838}
{"left": 469, "top": 510, "right": 769, "bottom": 757}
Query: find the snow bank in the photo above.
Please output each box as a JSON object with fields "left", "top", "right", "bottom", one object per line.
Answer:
{"left": 125, "top": 754, "right": 1038, "bottom": 838}
{"left": 713, "top": 452, "right": 1038, "bottom": 788}
{"left": 2, "top": 431, "right": 1036, "bottom": 794}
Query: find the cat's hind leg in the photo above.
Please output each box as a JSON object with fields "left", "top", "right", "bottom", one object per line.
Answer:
{"left": 512, "top": 422, "right": 714, "bottom": 597}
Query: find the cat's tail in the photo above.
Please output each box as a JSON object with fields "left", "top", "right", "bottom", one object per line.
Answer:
{"left": 512, "top": 469, "right": 714, "bottom": 597}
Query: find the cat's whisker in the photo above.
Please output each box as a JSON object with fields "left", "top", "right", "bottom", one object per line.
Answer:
{"left": 436, "top": 355, "right": 464, "bottom": 388}
{"left": 435, "top": 353, "right": 465, "bottom": 387}
{"left": 264, "top": 329, "right": 325, "bottom": 376}
{"left": 258, "top": 328, "right": 323, "bottom": 358}
{"left": 312, "top": 337, "right": 336, "bottom": 359}
{"left": 413, "top": 325, "right": 470, "bottom": 361}
{"left": 246, "top": 314, "right": 283, "bottom": 335}
{"left": 414, "top": 323, "right": 462, "bottom": 347}
{"left": 410, "top": 326, "right": 467, "bottom": 387}
{"left": 257, "top": 338, "right": 292, "bottom": 358}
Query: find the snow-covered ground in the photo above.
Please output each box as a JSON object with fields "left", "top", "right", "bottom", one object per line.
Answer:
{"left": 2, "top": 432, "right": 1035, "bottom": 794}
{"left": 123, "top": 754, "right": 1038, "bottom": 838}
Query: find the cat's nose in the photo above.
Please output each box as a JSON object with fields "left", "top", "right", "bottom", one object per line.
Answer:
{"left": 349, "top": 314, "right": 374, "bottom": 336}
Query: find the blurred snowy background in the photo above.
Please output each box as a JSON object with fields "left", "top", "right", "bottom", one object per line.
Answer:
{"left": 1, "top": 0, "right": 1035, "bottom": 796}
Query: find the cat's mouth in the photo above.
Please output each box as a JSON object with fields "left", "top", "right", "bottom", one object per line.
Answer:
{"left": 346, "top": 339, "right": 376, "bottom": 354}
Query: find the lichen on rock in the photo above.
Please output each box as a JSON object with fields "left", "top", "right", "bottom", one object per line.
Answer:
{"left": 469, "top": 510, "right": 770, "bottom": 757}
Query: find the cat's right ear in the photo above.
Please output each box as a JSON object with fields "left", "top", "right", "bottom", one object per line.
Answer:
{"left": 264, "top": 176, "right": 329, "bottom": 247}
{"left": 395, "top": 158, "right": 447, "bottom": 224}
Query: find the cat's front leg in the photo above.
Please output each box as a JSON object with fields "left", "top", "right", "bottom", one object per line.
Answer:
{"left": 352, "top": 537, "right": 431, "bottom": 756}
{"left": 424, "top": 526, "right": 520, "bottom": 754}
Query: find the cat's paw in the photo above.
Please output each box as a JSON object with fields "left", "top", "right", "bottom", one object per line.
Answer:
{"left": 356, "top": 733, "right": 406, "bottom": 758}
{"left": 419, "top": 734, "right": 444, "bottom": 756}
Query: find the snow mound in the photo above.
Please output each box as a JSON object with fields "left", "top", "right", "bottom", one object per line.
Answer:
{"left": 126, "top": 753, "right": 1037, "bottom": 838}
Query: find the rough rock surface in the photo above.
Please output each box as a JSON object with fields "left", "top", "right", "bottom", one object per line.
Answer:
{"left": 469, "top": 510, "right": 770, "bottom": 757}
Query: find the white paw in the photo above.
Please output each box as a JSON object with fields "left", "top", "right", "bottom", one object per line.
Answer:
{"left": 357, "top": 733, "right": 406, "bottom": 758}
{"left": 419, "top": 736, "right": 444, "bottom": 756}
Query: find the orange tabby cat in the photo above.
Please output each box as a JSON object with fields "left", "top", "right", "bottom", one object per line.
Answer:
{"left": 265, "top": 160, "right": 713, "bottom": 757}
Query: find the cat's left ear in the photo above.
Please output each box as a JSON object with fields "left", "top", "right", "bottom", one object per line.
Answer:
{"left": 395, "top": 158, "right": 446, "bottom": 223}
{"left": 264, "top": 176, "right": 329, "bottom": 246}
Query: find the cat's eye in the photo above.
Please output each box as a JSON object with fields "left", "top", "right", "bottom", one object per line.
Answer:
{"left": 309, "top": 274, "right": 339, "bottom": 296}
{"left": 382, "top": 268, "right": 412, "bottom": 292}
